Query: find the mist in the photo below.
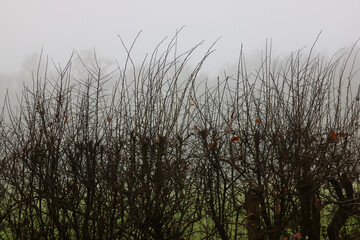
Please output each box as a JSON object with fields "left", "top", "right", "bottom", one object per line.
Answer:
{"left": 1, "top": 0, "right": 360, "bottom": 101}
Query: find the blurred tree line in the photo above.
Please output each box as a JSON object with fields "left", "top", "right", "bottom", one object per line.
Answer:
{"left": 0, "top": 33, "right": 360, "bottom": 240}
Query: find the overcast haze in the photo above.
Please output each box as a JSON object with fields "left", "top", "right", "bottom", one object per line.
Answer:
{"left": 1, "top": 0, "right": 360, "bottom": 77}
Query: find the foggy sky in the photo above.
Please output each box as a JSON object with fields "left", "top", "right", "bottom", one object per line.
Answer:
{"left": 1, "top": 0, "right": 360, "bottom": 76}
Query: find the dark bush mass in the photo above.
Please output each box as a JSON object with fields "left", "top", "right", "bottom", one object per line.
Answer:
{"left": 0, "top": 35, "right": 360, "bottom": 240}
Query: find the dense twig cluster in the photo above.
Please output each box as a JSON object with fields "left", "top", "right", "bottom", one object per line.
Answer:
{"left": 0, "top": 35, "right": 359, "bottom": 240}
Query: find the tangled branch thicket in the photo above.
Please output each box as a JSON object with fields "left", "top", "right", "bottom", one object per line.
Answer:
{"left": 0, "top": 35, "right": 360, "bottom": 240}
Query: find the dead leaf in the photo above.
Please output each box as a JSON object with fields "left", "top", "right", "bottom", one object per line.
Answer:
{"left": 329, "top": 131, "right": 339, "bottom": 143}
{"left": 338, "top": 132, "right": 347, "bottom": 138}
{"left": 194, "top": 125, "right": 200, "bottom": 132}
{"left": 293, "top": 232, "right": 302, "bottom": 239}
{"left": 231, "top": 136, "right": 240, "bottom": 142}
{"left": 209, "top": 141, "right": 218, "bottom": 149}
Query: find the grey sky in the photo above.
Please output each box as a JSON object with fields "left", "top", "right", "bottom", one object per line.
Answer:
{"left": 1, "top": 0, "right": 360, "bottom": 76}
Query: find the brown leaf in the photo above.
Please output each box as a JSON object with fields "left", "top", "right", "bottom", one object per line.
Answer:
{"left": 329, "top": 131, "right": 339, "bottom": 143}
{"left": 231, "top": 136, "right": 240, "bottom": 142}
{"left": 293, "top": 232, "right": 302, "bottom": 239}
{"left": 338, "top": 132, "right": 347, "bottom": 138}
{"left": 209, "top": 141, "right": 218, "bottom": 149}
{"left": 182, "top": 161, "right": 189, "bottom": 170}
{"left": 194, "top": 125, "right": 200, "bottom": 132}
